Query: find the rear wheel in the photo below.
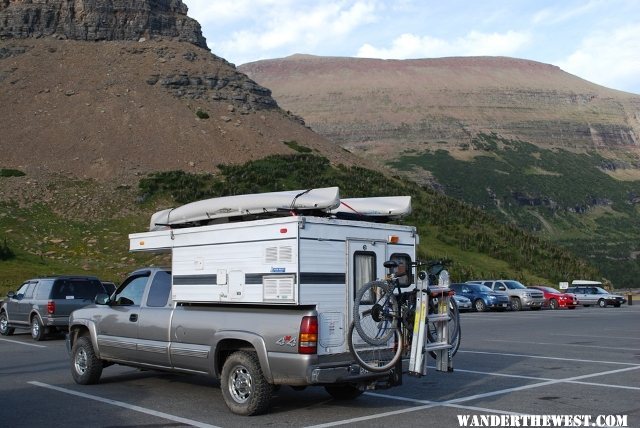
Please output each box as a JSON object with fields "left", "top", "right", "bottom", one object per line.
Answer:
{"left": 221, "top": 351, "right": 273, "bottom": 416}
{"left": 30, "top": 316, "right": 45, "bottom": 341}
{"left": 549, "top": 299, "right": 559, "bottom": 310}
{"left": 348, "top": 322, "right": 403, "bottom": 373}
{"left": 71, "top": 336, "right": 103, "bottom": 385}
{"left": 598, "top": 299, "right": 607, "bottom": 308}
{"left": 353, "top": 280, "right": 399, "bottom": 346}
{"left": 511, "top": 298, "right": 522, "bottom": 311}
{"left": 0, "top": 312, "right": 14, "bottom": 336}
{"left": 324, "top": 384, "right": 364, "bottom": 400}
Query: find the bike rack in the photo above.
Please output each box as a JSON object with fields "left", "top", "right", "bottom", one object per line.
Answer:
{"left": 408, "top": 273, "right": 453, "bottom": 376}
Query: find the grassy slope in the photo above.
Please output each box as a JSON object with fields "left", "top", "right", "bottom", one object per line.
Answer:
{"left": 392, "top": 134, "right": 640, "bottom": 287}
{"left": 0, "top": 153, "right": 599, "bottom": 296}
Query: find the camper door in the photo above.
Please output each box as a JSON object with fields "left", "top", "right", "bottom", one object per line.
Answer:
{"left": 347, "top": 238, "right": 387, "bottom": 319}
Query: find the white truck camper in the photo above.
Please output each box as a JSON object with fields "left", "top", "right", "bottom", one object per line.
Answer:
{"left": 129, "top": 187, "right": 418, "bottom": 357}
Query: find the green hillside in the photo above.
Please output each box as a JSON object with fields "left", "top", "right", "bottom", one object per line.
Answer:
{"left": 0, "top": 153, "right": 599, "bottom": 296}
{"left": 392, "top": 134, "right": 640, "bottom": 287}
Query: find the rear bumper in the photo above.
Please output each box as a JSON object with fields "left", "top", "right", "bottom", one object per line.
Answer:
{"left": 268, "top": 351, "right": 392, "bottom": 385}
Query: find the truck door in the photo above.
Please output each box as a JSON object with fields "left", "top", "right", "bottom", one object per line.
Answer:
{"left": 137, "top": 270, "right": 173, "bottom": 367}
{"left": 16, "top": 282, "right": 37, "bottom": 325}
{"left": 347, "top": 239, "right": 387, "bottom": 323}
{"left": 96, "top": 272, "right": 149, "bottom": 361}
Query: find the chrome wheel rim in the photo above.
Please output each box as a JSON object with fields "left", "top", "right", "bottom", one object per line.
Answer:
{"left": 228, "top": 364, "right": 252, "bottom": 404}
{"left": 74, "top": 348, "right": 88, "bottom": 375}
{"left": 31, "top": 319, "right": 40, "bottom": 337}
{"left": 0, "top": 316, "right": 7, "bottom": 333}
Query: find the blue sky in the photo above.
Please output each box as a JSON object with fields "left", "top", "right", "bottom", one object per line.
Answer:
{"left": 183, "top": 0, "right": 640, "bottom": 94}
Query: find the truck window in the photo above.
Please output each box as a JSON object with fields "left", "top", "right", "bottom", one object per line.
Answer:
{"left": 23, "top": 282, "right": 37, "bottom": 299}
{"left": 15, "top": 283, "right": 29, "bottom": 299}
{"left": 146, "top": 271, "right": 171, "bottom": 307}
{"left": 113, "top": 274, "right": 149, "bottom": 306}
{"left": 35, "top": 279, "right": 55, "bottom": 299}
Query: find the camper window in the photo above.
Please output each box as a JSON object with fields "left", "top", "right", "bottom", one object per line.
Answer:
{"left": 390, "top": 253, "right": 412, "bottom": 287}
{"left": 354, "top": 251, "right": 376, "bottom": 303}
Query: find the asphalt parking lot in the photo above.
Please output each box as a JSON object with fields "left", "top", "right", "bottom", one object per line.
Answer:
{"left": 1, "top": 305, "right": 638, "bottom": 427}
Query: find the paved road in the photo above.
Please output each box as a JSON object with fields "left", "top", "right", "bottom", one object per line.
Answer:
{"left": 1, "top": 305, "right": 638, "bottom": 427}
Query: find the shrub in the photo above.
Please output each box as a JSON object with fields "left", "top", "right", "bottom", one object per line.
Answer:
{"left": 196, "top": 109, "right": 209, "bottom": 119}
{"left": 0, "top": 169, "right": 26, "bottom": 177}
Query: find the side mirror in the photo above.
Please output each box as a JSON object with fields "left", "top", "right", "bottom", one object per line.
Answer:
{"left": 7, "top": 291, "right": 15, "bottom": 299}
{"left": 95, "top": 293, "right": 110, "bottom": 305}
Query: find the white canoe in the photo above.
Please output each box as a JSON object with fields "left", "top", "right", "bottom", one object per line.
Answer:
{"left": 327, "top": 196, "right": 411, "bottom": 218}
{"left": 150, "top": 187, "right": 340, "bottom": 230}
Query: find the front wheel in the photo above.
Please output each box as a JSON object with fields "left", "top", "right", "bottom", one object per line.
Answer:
{"left": 348, "top": 322, "right": 403, "bottom": 373}
{"left": 0, "top": 312, "right": 15, "bottom": 336}
{"left": 474, "top": 299, "right": 486, "bottom": 312}
{"left": 71, "top": 336, "right": 103, "bottom": 385}
{"left": 353, "top": 280, "right": 399, "bottom": 346}
{"left": 511, "top": 298, "right": 522, "bottom": 311}
{"left": 31, "top": 316, "right": 45, "bottom": 341}
{"left": 549, "top": 299, "right": 559, "bottom": 310}
{"left": 221, "top": 351, "right": 273, "bottom": 416}
{"left": 598, "top": 299, "right": 607, "bottom": 308}
{"left": 324, "top": 384, "right": 364, "bottom": 400}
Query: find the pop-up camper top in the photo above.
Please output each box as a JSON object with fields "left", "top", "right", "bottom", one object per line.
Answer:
{"left": 130, "top": 187, "right": 417, "bottom": 306}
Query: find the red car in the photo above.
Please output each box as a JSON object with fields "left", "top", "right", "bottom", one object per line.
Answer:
{"left": 528, "top": 286, "right": 577, "bottom": 309}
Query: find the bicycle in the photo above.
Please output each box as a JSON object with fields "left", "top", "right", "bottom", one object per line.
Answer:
{"left": 348, "top": 260, "right": 460, "bottom": 372}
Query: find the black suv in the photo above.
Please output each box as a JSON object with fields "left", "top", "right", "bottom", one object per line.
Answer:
{"left": 0, "top": 276, "right": 108, "bottom": 340}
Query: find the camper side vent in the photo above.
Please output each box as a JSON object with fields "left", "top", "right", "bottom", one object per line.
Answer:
{"left": 265, "top": 246, "right": 293, "bottom": 263}
{"left": 265, "top": 247, "right": 278, "bottom": 263}
{"left": 279, "top": 246, "right": 293, "bottom": 263}
{"left": 263, "top": 275, "right": 295, "bottom": 302}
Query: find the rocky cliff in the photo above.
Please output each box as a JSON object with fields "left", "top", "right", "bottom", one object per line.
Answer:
{"left": 0, "top": 0, "right": 207, "bottom": 49}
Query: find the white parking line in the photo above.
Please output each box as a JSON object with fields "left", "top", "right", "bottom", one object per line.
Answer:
{"left": 550, "top": 333, "right": 640, "bottom": 341}
{"left": 441, "top": 367, "right": 640, "bottom": 391}
{"left": 28, "top": 381, "right": 220, "bottom": 428}
{"left": 0, "top": 338, "right": 46, "bottom": 348}
{"left": 486, "top": 339, "right": 640, "bottom": 352}
{"left": 305, "top": 365, "right": 640, "bottom": 427}
{"left": 458, "top": 350, "right": 640, "bottom": 366}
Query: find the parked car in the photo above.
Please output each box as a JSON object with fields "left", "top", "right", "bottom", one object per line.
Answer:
{"left": 528, "top": 286, "right": 577, "bottom": 309}
{"left": 0, "top": 275, "right": 108, "bottom": 340}
{"left": 453, "top": 293, "right": 472, "bottom": 312}
{"left": 565, "top": 285, "right": 626, "bottom": 308}
{"left": 469, "top": 280, "right": 545, "bottom": 311}
{"left": 450, "top": 283, "right": 511, "bottom": 312}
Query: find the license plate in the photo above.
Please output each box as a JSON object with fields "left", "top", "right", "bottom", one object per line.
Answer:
{"left": 501, "top": 303, "right": 508, "bottom": 307}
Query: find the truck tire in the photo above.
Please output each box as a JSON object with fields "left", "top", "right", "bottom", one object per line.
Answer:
{"left": 71, "top": 336, "right": 103, "bottom": 385}
{"left": 30, "top": 315, "right": 45, "bottom": 341}
{"left": 0, "top": 312, "right": 14, "bottom": 336}
{"left": 325, "top": 384, "right": 364, "bottom": 400}
{"left": 221, "top": 351, "right": 273, "bottom": 416}
{"left": 511, "top": 298, "right": 522, "bottom": 311}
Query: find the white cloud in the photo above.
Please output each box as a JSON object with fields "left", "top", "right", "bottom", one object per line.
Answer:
{"left": 532, "top": 0, "right": 601, "bottom": 25}
{"left": 356, "top": 30, "right": 531, "bottom": 59}
{"left": 185, "top": 0, "right": 381, "bottom": 64}
{"left": 556, "top": 24, "right": 640, "bottom": 93}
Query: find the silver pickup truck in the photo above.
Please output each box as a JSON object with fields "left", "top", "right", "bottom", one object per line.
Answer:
{"left": 67, "top": 267, "right": 392, "bottom": 415}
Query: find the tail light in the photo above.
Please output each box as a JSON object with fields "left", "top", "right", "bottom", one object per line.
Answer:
{"left": 47, "top": 300, "right": 55, "bottom": 315}
{"left": 298, "top": 316, "right": 318, "bottom": 354}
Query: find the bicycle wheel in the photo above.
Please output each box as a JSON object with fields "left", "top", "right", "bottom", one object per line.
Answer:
{"left": 348, "top": 322, "right": 403, "bottom": 373}
{"left": 353, "top": 280, "right": 399, "bottom": 346}
{"left": 427, "top": 297, "right": 461, "bottom": 358}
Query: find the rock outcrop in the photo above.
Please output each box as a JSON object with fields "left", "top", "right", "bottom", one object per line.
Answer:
{"left": 0, "top": 0, "right": 207, "bottom": 49}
